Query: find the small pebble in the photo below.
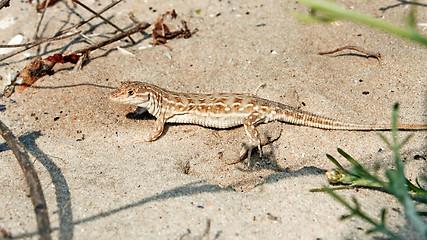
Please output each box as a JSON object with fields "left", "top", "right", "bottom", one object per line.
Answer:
{"left": 165, "top": 51, "right": 172, "bottom": 60}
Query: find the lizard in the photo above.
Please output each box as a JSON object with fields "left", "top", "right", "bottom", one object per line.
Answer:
{"left": 109, "top": 81, "right": 427, "bottom": 164}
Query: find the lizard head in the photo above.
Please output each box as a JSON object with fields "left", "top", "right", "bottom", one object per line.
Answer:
{"left": 109, "top": 81, "right": 153, "bottom": 108}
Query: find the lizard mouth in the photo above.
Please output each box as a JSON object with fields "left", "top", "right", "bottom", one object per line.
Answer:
{"left": 109, "top": 88, "right": 123, "bottom": 101}
{"left": 108, "top": 92, "right": 118, "bottom": 100}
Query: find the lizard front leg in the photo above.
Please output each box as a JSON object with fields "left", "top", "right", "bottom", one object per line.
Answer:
{"left": 144, "top": 113, "right": 166, "bottom": 142}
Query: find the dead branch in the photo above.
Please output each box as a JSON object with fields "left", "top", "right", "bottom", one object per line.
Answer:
{"left": 0, "top": 31, "right": 81, "bottom": 48}
{"left": 3, "top": 22, "right": 149, "bottom": 97}
{"left": 56, "top": 0, "right": 124, "bottom": 35}
{"left": 318, "top": 45, "right": 381, "bottom": 60}
{"left": 0, "top": 120, "right": 52, "bottom": 240}
{"left": 72, "top": 0, "right": 135, "bottom": 44}
{"left": 0, "top": 0, "right": 11, "bottom": 10}
{"left": 128, "top": 12, "right": 141, "bottom": 24}
{"left": 71, "top": 22, "right": 150, "bottom": 55}
{"left": 34, "top": 0, "right": 51, "bottom": 40}
{"left": 0, "top": 31, "right": 81, "bottom": 62}
{"left": 0, "top": 46, "right": 36, "bottom": 62}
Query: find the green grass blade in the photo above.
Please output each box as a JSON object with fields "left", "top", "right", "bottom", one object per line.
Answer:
{"left": 398, "top": 134, "right": 414, "bottom": 149}
{"left": 377, "top": 133, "right": 392, "bottom": 149}
{"left": 337, "top": 148, "right": 362, "bottom": 167}
{"left": 326, "top": 153, "right": 348, "bottom": 174}
{"left": 293, "top": 0, "right": 427, "bottom": 45}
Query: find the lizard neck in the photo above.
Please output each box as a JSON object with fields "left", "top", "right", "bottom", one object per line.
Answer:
{"left": 142, "top": 89, "right": 164, "bottom": 118}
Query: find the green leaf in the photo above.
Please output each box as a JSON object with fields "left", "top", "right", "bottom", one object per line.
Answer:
{"left": 313, "top": 102, "right": 425, "bottom": 239}
{"left": 377, "top": 133, "right": 392, "bottom": 149}
{"left": 290, "top": 11, "right": 321, "bottom": 23}
{"left": 405, "top": 6, "right": 416, "bottom": 29}
{"left": 398, "top": 134, "right": 413, "bottom": 149}
{"left": 337, "top": 148, "right": 362, "bottom": 168}
{"left": 326, "top": 153, "right": 348, "bottom": 174}
{"left": 380, "top": 208, "right": 386, "bottom": 225}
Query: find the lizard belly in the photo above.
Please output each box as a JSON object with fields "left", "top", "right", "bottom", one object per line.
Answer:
{"left": 166, "top": 114, "right": 243, "bottom": 128}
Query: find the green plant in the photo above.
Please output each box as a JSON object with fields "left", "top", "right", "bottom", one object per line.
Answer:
{"left": 292, "top": 0, "right": 427, "bottom": 46}
{"left": 311, "top": 103, "right": 427, "bottom": 239}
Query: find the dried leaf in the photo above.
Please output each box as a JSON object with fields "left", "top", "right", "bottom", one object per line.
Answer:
{"left": 37, "top": 0, "right": 61, "bottom": 12}
{"left": 152, "top": 9, "right": 193, "bottom": 45}
{"left": 4, "top": 53, "right": 80, "bottom": 97}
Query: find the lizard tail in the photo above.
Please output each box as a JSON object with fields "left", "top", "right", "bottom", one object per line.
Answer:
{"left": 277, "top": 108, "right": 427, "bottom": 131}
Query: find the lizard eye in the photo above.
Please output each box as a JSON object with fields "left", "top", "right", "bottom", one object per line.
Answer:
{"left": 128, "top": 90, "right": 134, "bottom": 96}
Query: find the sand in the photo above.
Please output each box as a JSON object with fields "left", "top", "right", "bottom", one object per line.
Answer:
{"left": 0, "top": 0, "right": 426, "bottom": 239}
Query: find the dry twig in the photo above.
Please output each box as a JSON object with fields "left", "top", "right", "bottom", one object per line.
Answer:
{"left": 0, "top": 46, "right": 36, "bottom": 63}
{"left": 0, "top": 31, "right": 81, "bottom": 49}
{"left": 34, "top": 0, "right": 51, "bottom": 40}
{"left": 3, "top": 22, "right": 150, "bottom": 97}
{"left": 73, "top": 50, "right": 88, "bottom": 71}
{"left": 56, "top": 0, "right": 124, "bottom": 35}
{"left": 0, "top": 30, "right": 81, "bottom": 62}
{"left": 0, "top": 30, "right": 81, "bottom": 63}
{"left": 318, "top": 45, "right": 381, "bottom": 60}
{"left": 0, "top": 0, "right": 11, "bottom": 9}
{"left": 0, "top": 0, "right": 124, "bottom": 63}
{"left": 71, "top": 22, "right": 150, "bottom": 55}
{"left": 0, "top": 120, "right": 52, "bottom": 240}
{"left": 128, "top": 12, "right": 140, "bottom": 25}
{"left": 72, "top": 0, "right": 135, "bottom": 43}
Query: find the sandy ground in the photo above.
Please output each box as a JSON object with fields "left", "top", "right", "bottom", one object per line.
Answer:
{"left": 0, "top": 0, "right": 426, "bottom": 239}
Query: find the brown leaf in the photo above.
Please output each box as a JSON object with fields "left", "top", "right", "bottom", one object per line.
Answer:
{"left": 152, "top": 9, "right": 193, "bottom": 45}
{"left": 4, "top": 53, "right": 80, "bottom": 97}
{"left": 37, "top": 0, "right": 61, "bottom": 12}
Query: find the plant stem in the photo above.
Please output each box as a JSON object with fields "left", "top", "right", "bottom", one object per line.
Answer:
{"left": 294, "top": 0, "right": 427, "bottom": 45}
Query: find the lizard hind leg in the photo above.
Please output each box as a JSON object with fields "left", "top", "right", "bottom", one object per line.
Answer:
{"left": 234, "top": 122, "right": 283, "bottom": 167}
{"left": 242, "top": 111, "right": 266, "bottom": 166}
{"left": 238, "top": 143, "right": 259, "bottom": 168}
